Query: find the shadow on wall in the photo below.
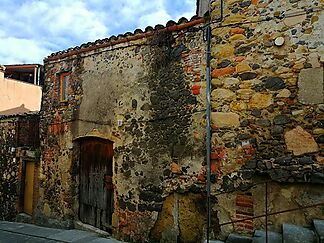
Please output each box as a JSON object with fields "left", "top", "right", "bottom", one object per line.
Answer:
{"left": 0, "top": 104, "right": 31, "bottom": 116}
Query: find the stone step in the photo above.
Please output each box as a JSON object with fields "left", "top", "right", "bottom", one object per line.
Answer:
{"left": 204, "top": 240, "right": 224, "bottom": 243}
{"left": 282, "top": 223, "right": 316, "bottom": 243}
{"left": 225, "top": 233, "right": 252, "bottom": 243}
{"left": 252, "top": 230, "right": 282, "bottom": 243}
{"left": 313, "top": 219, "right": 324, "bottom": 243}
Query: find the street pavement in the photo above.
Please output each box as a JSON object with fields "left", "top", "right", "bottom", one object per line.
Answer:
{"left": 0, "top": 221, "right": 123, "bottom": 243}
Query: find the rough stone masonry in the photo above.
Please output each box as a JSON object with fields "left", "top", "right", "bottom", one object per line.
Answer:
{"left": 209, "top": 0, "right": 324, "bottom": 238}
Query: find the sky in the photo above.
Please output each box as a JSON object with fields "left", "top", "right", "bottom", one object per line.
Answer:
{"left": 0, "top": 0, "right": 196, "bottom": 64}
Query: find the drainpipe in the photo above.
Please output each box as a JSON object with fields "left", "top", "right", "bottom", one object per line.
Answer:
{"left": 37, "top": 66, "right": 41, "bottom": 86}
{"left": 205, "top": 24, "right": 212, "bottom": 243}
{"left": 206, "top": 0, "right": 224, "bottom": 242}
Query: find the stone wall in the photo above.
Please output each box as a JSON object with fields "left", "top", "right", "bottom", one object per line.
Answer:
{"left": 0, "top": 114, "right": 40, "bottom": 220}
{"left": 209, "top": 0, "right": 324, "bottom": 238}
{"left": 39, "top": 19, "right": 208, "bottom": 241}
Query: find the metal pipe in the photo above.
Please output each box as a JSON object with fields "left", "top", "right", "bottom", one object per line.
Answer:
{"left": 205, "top": 0, "right": 223, "bottom": 241}
{"left": 33, "top": 67, "right": 37, "bottom": 85}
{"left": 37, "top": 66, "right": 41, "bottom": 86}
{"left": 220, "top": 0, "right": 224, "bottom": 22}
{"left": 205, "top": 24, "right": 212, "bottom": 243}
{"left": 265, "top": 182, "right": 268, "bottom": 243}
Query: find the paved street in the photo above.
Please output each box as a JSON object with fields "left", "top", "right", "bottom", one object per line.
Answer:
{"left": 0, "top": 221, "right": 123, "bottom": 243}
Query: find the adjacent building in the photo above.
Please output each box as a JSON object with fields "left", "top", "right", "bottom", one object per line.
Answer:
{"left": 0, "top": 64, "right": 42, "bottom": 116}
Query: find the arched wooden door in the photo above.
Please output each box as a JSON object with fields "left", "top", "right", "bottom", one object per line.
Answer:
{"left": 79, "top": 137, "right": 114, "bottom": 230}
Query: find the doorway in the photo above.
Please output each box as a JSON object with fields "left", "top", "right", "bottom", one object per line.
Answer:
{"left": 79, "top": 137, "right": 114, "bottom": 231}
{"left": 23, "top": 161, "right": 35, "bottom": 215}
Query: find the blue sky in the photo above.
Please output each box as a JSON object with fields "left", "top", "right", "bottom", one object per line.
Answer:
{"left": 0, "top": 0, "right": 196, "bottom": 64}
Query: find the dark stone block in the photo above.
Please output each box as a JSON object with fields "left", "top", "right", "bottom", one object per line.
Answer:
{"left": 318, "top": 120, "right": 324, "bottom": 128}
{"left": 256, "top": 119, "right": 271, "bottom": 127}
{"left": 269, "top": 169, "right": 291, "bottom": 182}
{"left": 313, "top": 219, "right": 324, "bottom": 243}
{"left": 238, "top": 134, "right": 250, "bottom": 140}
{"left": 235, "top": 45, "right": 252, "bottom": 55}
{"left": 172, "top": 144, "right": 186, "bottom": 158}
{"left": 222, "top": 176, "right": 235, "bottom": 192}
{"left": 119, "top": 199, "right": 127, "bottom": 210}
{"left": 251, "top": 109, "right": 261, "bottom": 117}
{"left": 282, "top": 224, "right": 316, "bottom": 243}
{"left": 240, "top": 0, "right": 251, "bottom": 7}
{"left": 171, "top": 44, "right": 187, "bottom": 58}
{"left": 241, "top": 119, "right": 250, "bottom": 127}
{"left": 217, "top": 59, "right": 232, "bottom": 68}
{"left": 310, "top": 173, "right": 324, "bottom": 184}
{"left": 252, "top": 63, "right": 260, "bottom": 70}
{"left": 139, "top": 190, "right": 163, "bottom": 202}
{"left": 241, "top": 170, "right": 254, "bottom": 179}
{"left": 126, "top": 202, "right": 136, "bottom": 211}
{"left": 272, "top": 125, "right": 284, "bottom": 136}
{"left": 263, "top": 77, "right": 286, "bottom": 90}
{"left": 317, "top": 135, "right": 324, "bottom": 144}
{"left": 253, "top": 230, "right": 282, "bottom": 243}
{"left": 257, "top": 161, "right": 267, "bottom": 170}
{"left": 275, "top": 156, "right": 292, "bottom": 165}
{"left": 298, "top": 156, "right": 314, "bottom": 165}
{"left": 140, "top": 202, "right": 163, "bottom": 212}
{"left": 131, "top": 99, "right": 138, "bottom": 109}
{"left": 274, "top": 114, "right": 291, "bottom": 125}
{"left": 243, "top": 160, "right": 257, "bottom": 169}
{"left": 239, "top": 72, "right": 258, "bottom": 80}
{"left": 226, "top": 233, "right": 252, "bottom": 243}
{"left": 265, "top": 161, "right": 273, "bottom": 170}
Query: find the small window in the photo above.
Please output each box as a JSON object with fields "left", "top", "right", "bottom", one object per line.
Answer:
{"left": 59, "top": 72, "right": 70, "bottom": 101}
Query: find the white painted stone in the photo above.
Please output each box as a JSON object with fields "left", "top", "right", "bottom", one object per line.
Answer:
{"left": 274, "top": 37, "right": 285, "bottom": 46}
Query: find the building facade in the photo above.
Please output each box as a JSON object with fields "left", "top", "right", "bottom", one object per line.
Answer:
{"left": 0, "top": 0, "right": 323, "bottom": 242}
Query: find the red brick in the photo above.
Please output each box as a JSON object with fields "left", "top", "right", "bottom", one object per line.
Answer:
{"left": 211, "top": 67, "right": 235, "bottom": 78}
{"left": 236, "top": 202, "right": 254, "bottom": 208}
{"left": 230, "top": 27, "right": 245, "bottom": 35}
{"left": 191, "top": 85, "right": 201, "bottom": 95}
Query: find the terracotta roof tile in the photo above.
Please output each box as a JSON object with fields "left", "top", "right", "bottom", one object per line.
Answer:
{"left": 45, "top": 15, "right": 205, "bottom": 62}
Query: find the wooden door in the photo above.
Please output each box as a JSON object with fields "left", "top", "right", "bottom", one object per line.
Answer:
{"left": 80, "top": 138, "right": 114, "bottom": 230}
{"left": 24, "top": 161, "right": 35, "bottom": 215}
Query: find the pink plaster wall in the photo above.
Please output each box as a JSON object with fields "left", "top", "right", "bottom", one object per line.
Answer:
{"left": 0, "top": 70, "right": 42, "bottom": 115}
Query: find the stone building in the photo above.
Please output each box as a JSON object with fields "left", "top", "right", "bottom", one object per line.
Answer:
{"left": 0, "top": 0, "right": 324, "bottom": 242}
{"left": 0, "top": 113, "right": 40, "bottom": 220}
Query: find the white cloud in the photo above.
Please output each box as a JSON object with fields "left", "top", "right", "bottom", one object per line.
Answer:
{"left": 0, "top": 0, "right": 196, "bottom": 64}
{"left": 0, "top": 37, "right": 51, "bottom": 64}
{"left": 138, "top": 9, "right": 172, "bottom": 28}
